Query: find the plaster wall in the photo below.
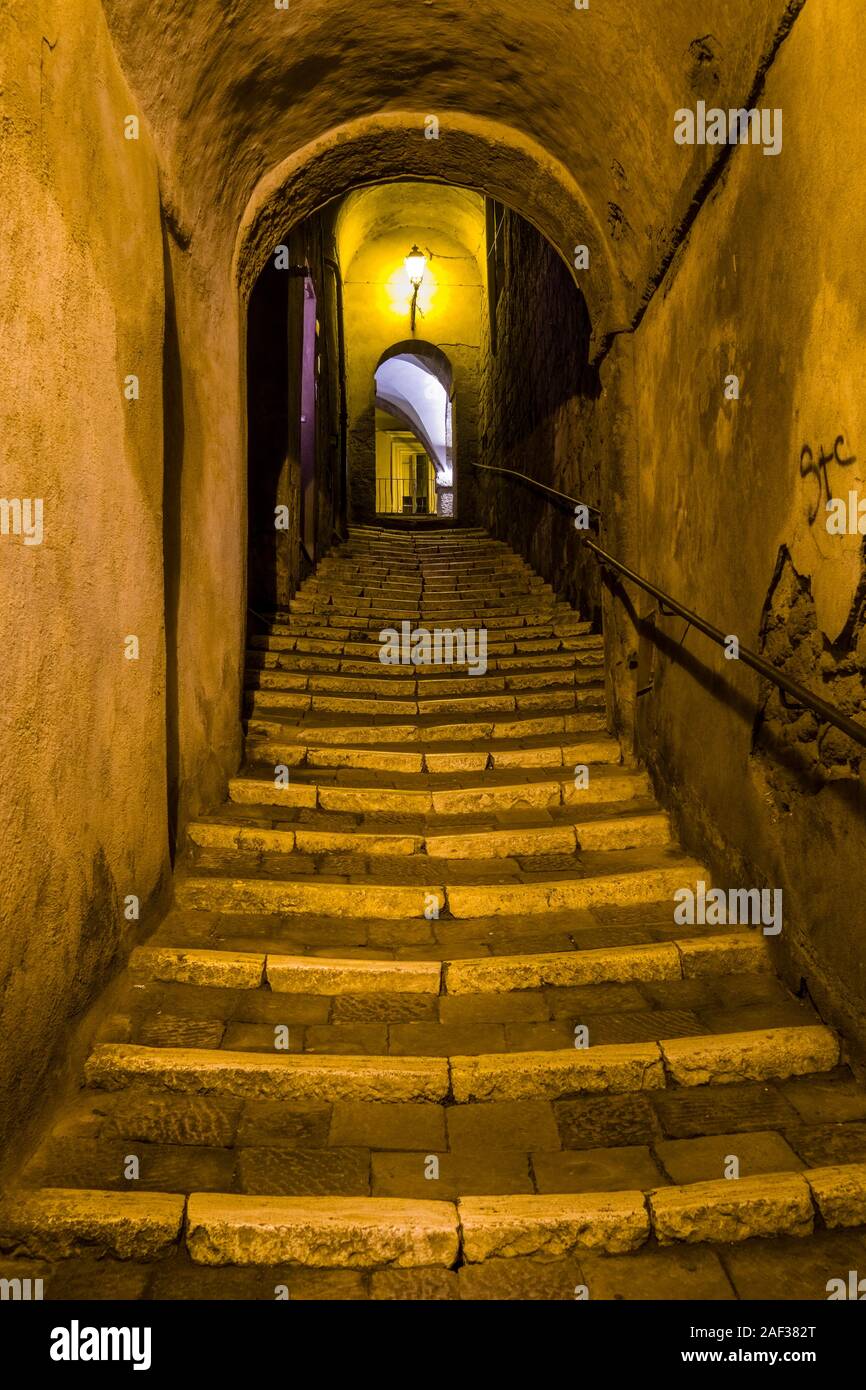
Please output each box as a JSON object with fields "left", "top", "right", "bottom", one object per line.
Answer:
{"left": 0, "top": 0, "right": 167, "bottom": 1154}
{"left": 628, "top": 0, "right": 866, "bottom": 1045}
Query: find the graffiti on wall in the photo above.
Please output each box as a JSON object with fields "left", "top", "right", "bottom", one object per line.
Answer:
{"left": 799, "top": 433, "right": 857, "bottom": 525}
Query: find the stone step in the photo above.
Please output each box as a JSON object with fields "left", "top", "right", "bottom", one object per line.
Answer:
{"left": 229, "top": 763, "right": 645, "bottom": 815}
{"left": 245, "top": 650, "right": 604, "bottom": 682}
{"left": 281, "top": 600, "right": 583, "bottom": 620}
{"left": 174, "top": 851, "right": 703, "bottom": 920}
{"left": 189, "top": 806, "right": 669, "bottom": 859}
{"left": 241, "top": 709, "right": 608, "bottom": 746}
{"left": 287, "top": 574, "right": 565, "bottom": 590}
{"left": 283, "top": 602, "right": 556, "bottom": 620}
{"left": 268, "top": 619, "right": 584, "bottom": 642}
{"left": 457, "top": 1168, "right": 863, "bottom": 1258}
{"left": 450, "top": 1026, "right": 839, "bottom": 1102}
{"left": 147, "top": 892, "right": 723, "bottom": 959}
{"left": 0, "top": 1189, "right": 185, "bottom": 1260}
{"left": 264, "top": 628, "right": 589, "bottom": 647}
{"left": 277, "top": 579, "right": 561, "bottom": 593}
{"left": 325, "top": 552, "right": 510, "bottom": 566}
{"left": 241, "top": 731, "right": 624, "bottom": 775}
{"left": 317, "top": 545, "right": 519, "bottom": 558}
{"left": 82, "top": 1026, "right": 839, "bottom": 1108}
{"left": 285, "top": 597, "right": 556, "bottom": 616}
{"left": 127, "top": 932, "right": 769, "bottom": 996}
{"left": 186, "top": 1194, "right": 460, "bottom": 1268}
{"left": 176, "top": 856, "right": 706, "bottom": 922}
{"left": 244, "top": 685, "right": 606, "bottom": 720}
{"left": 444, "top": 932, "right": 770, "bottom": 993}
{"left": 12, "top": 1162, "right": 860, "bottom": 1265}
{"left": 244, "top": 665, "right": 603, "bottom": 697}
{"left": 85, "top": 1045, "right": 450, "bottom": 1103}
{"left": 249, "top": 634, "right": 594, "bottom": 659}
{"left": 296, "top": 570, "right": 547, "bottom": 581}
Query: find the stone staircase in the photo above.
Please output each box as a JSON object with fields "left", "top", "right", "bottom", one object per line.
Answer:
{"left": 3, "top": 524, "right": 866, "bottom": 1300}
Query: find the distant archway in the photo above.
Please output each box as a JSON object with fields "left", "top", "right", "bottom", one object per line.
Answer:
{"left": 374, "top": 343, "right": 455, "bottom": 518}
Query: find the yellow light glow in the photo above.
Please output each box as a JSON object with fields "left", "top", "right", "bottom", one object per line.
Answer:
{"left": 384, "top": 262, "right": 439, "bottom": 321}
{"left": 404, "top": 245, "right": 427, "bottom": 285}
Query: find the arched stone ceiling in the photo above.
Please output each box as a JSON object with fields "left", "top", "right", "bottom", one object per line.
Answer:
{"left": 102, "top": 0, "right": 804, "bottom": 333}
{"left": 335, "top": 184, "right": 485, "bottom": 276}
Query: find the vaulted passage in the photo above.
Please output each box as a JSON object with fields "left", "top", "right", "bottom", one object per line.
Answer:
{"left": 3, "top": 0, "right": 866, "bottom": 1311}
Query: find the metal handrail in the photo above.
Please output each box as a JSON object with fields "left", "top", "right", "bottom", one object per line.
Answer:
{"left": 472, "top": 460, "right": 866, "bottom": 749}
{"left": 471, "top": 460, "right": 603, "bottom": 519}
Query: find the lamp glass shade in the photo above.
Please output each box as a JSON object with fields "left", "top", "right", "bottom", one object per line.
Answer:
{"left": 404, "top": 246, "right": 427, "bottom": 285}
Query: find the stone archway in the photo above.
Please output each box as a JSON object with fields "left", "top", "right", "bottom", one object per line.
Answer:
{"left": 376, "top": 340, "right": 454, "bottom": 393}
{"left": 374, "top": 342, "right": 456, "bottom": 519}
{"left": 232, "top": 110, "right": 625, "bottom": 356}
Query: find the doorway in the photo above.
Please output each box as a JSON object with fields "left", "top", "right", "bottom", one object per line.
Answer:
{"left": 373, "top": 342, "right": 454, "bottom": 517}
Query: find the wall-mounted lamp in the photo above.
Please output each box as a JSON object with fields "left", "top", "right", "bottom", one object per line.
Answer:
{"left": 404, "top": 244, "right": 427, "bottom": 331}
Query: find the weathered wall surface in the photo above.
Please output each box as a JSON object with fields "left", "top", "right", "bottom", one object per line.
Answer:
{"left": 162, "top": 239, "right": 245, "bottom": 839}
{"left": 626, "top": 0, "right": 866, "bottom": 1047}
{"left": 0, "top": 0, "right": 167, "bottom": 1157}
{"left": 474, "top": 210, "right": 610, "bottom": 626}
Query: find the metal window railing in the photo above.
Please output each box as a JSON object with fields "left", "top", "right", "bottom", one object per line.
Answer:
{"left": 472, "top": 459, "right": 866, "bottom": 749}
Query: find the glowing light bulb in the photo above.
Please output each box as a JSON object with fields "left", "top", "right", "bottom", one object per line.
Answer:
{"left": 404, "top": 245, "right": 427, "bottom": 286}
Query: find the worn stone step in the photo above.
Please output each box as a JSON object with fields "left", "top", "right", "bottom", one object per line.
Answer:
{"left": 188, "top": 807, "right": 668, "bottom": 859}
{"left": 85, "top": 1045, "right": 450, "bottom": 1103}
{"left": 248, "top": 639, "right": 592, "bottom": 666}
{"left": 176, "top": 872, "right": 444, "bottom": 919}
{"left": 241, "top": 709, "right": 609, "bottom": 746}
{"left": 174, "top": 853, "right": 701, "bottom": 920}
{"left": 7, "top": 1163, "right": 865, "bottom": 1264}
{"left": 144, "top": 899, "right": 728, "bottom": 962}
{"left": 276, "top": 609, "right": 587, "bottom": 632}
{"left": 128, "top": 933, "right": 769, "bottom": 1000}
{"left": 450, "top": 1026, "right": 840, "bottom": 1102}
{"left": 245, "top": 687, "right": 606, "bottom": 720}
{"left": 444, "top": 933, "right": 770, "bottom": 994}
{"left": 227, "top": 763, "right": 647, "bottom": 817}
{"left": 283, "top": 578, "right": 543, "bottom": 593}
{"left": 188, "top": 817, "right": 423, "bottom": 856}
{"left": 186, "top": 1193, "right": 459, "bottom": 1268}
{"left": 245, "top": 650, "right": 602, "bottom": 683}
{"left": 425, "top": 809, "right": 669, "bottom": 857}
{"left": 243, "top": 731, "right": 623, "bottom": 775}
{"left": 457, "top": 1165, "right": 866, "bottom": 1258}
{"left": 245, "top": 661, "right": 596, "bottom": 690}
{"left": 458, "top": 1192, "right": 649, "bottom": 1259}
{"left": 82, "top": 1026, "right": 839, "bottom": 1114}
{"left": 244, "top": 667, "right": 603, "bottom": 701}
{"left": 0, "top": 1189, "right": 185, "bottom": 1260}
